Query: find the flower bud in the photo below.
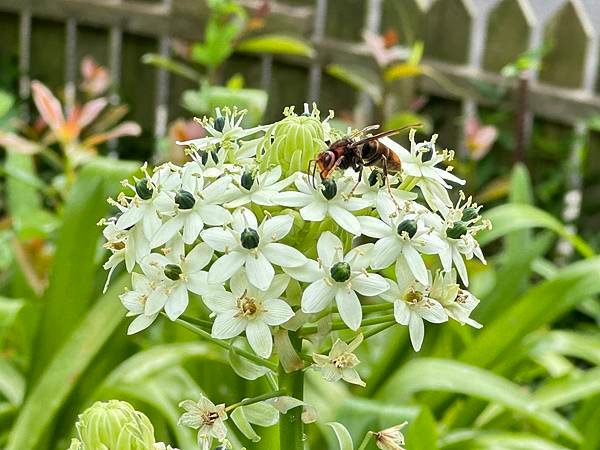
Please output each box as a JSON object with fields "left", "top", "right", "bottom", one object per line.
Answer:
{"left": 214, "top": 116, "right": 226, "bottom": 132}
{"left": 164, "top": 264, "right": 183, "bottom": 281}
{"left": 241, "top": 228, "right": 260, "bottom": 249}
{"left": 447, "top": 221, "right": 468, "bottom": 239}
{"left": 75, "top": 400, "right": 156, "bottom": 450}
{"left": 330, "top": 261, "right": 351, "bottom": 282}
{"left": 461, "top": 206, "right": 478, "bottom": 222}
{"left": 320, "top": 179, "right": 337, "bottom": 200}
{"left": 240, "top": 171, "right": 255, "bottom": 191}
{"left": 135, "top": 179, "right": 153, "bottom": 200}
{"left": 175, "top": 190, "right": 195, "bottom": 210}
{"left": 396, "top": 219, "right": 417, "bottom": 238}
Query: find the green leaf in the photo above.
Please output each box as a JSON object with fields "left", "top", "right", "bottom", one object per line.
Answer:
{"left": 378, "top": 358, "right": 581, "bottom": 443}
{"left": 406, "top": 407, "right": 438, "bottom": 450}
{"left": 461, "top": 257, "right": 600, "bottom": 369}
{"left": 6, "top": 275, "right": 129, "bottom": 450}
{"left": 440, "top": 429, "right": 572, "bottom": 450}
{"left": 384, "top": 63, "right": 424, "bottom": 81}
{"left": 0, "top": 90, "right": 14, "bottom": 119}
{"left": 236, "top": 34, "right": 315, "bottom": 58}
{"left": 534, "top": 367, "right": 600, "bottom": 409}
{"left": 327, "top": 422, "right": 354, "bottom": 450}
{"left": 528, "top": 330, "right": 600, "bottom": 366}
{"left": 141, "top": 54, "right": 201, "bottom": 82}
{"left": 29, "top": 157, "right": 138, "bottom": 383}
{"left": 479, "top": 204, "right": 594, "bottom": 258}
{"left": 0, "top": 359, "right": 24, "bottom": 405}
{"left": 231, "top": 406, "right": 261, "bottom": 442}
{"left": 0, "top": 297, "right": 25, "bottom": 345}
{"left": 325, "top": 64, "right": 382, "bottom": 105}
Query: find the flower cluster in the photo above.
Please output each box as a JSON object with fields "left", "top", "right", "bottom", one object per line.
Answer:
{"left": 102, "top": 105, "right": 488, "bottom": 446}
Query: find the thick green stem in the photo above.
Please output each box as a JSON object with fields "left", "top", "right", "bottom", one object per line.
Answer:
{"left": 357, "top": 431, "right": 374, "bottom": 450}
{"left": 278, "top": 333, "right": 304, "bottom": 450}
{"left": 225, "top": 389, "right": 286, "bottom": 412}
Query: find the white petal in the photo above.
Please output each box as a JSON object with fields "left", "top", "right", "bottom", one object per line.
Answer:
{"left": 183, "top": 213, "right": 204, "bottom": 244}
{"left": 151, "top": 215, "right": 185, "bottom": 248}
{"left": 335, "top": 288, "right": 362, "bottom": 331}
{"left": 317, "top": 231, "right": 343, "bottom": 268}
{"left": 127, "top": 314, "right": 158, "bottom": 334}
{"left": 262, "top": 243, "right": 306, "bottom": 268}
{"left": 212, "top": 311, "right": 247, "bottom": 339}
{"left": 329, "top": 205, "right": 361, "bottom": 235}
{"left": 201, "top": 289, "right": 236, "bottom": 313}
{"left": 245, "top": 252, "right": 275, "bottom": 290}
{"left": 401, "top": 245, "right": 428, "bottom": 285}
{"left": 357, "top": 216, "right": 388, "bottom": 238}
{"left": 165, "top": 283, "right": 189, "bottom": 320}
{"left": 408, "top": 314, "right": 425, "bottom": 351}
{"left": 116, "top": 205, "right": 144, "bottom": 230}
{"left": 187, "top": 271, "right": 220, "bottom": 296}
{"left": 351, "top": 273, "right": 389, "bottom": 296}
{"left": 417, "top": 300, "right": 448, "bottom": 324}
{"left": 273, "top": 191, "right": 312, "bottom": 207}
{"left": 201, "top": 227, "right": 237, "bottom": 252}
{"left": 264, "top": 273, "right": 290, "bottom": 299}
{"left": 394, "top": 301, "right": 411, "bottom": 325}
{"left": 198, "top": 204, "right": 232, "bottom": 226}
{"left": 283, "top": 260, "right": 322, "bottom": 282}
{"left": 371, "top": 237, "right": 402, "bottom": 269}
{"left": 260, "top": 215, "right": 293, "bottom": 242}
{"left": 261, "top": 299, "right": 294, "bottom": 326}
{"left": 345, "top": 243, "right": 373, "bottom": 270}
{"left": 246, "top": 320, "right": 273, "bottom": 358}
{"left": 300, "top": 202, "right": 327, "bottom": 221}
{"left": 145, "top": 289, "right": 168, "bottom": 315}
{"left": 185, "top": 243, "right": 213, "bottom": 271}
{"left": 208, "top": 252, "right": 245, "bottom": 283}
{"left": 301, "top": 279, "right": 335, "bottom": 313}
{"left": 232, "top": 207, "right": 258, "bottom": 232}
{"left": 453, "top": 248, "right": 469, "bottom": 286}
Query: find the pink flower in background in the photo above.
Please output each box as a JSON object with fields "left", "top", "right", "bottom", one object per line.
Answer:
{"left": 80, "top": 56, "right": 110, "bottom": 96}
{"left": 363, "top": 31, "right": 407, "bottom": 67}
{"left": 464, "top": 116, "right": 498, "bottom": 161}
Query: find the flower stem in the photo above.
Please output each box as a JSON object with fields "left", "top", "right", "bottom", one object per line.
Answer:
{"left": 278, "top": 332, "right": 304, "bottom": 450}
{"left": 173, "top": 316, "right": 278, "bottom": 371}
{"left": 298, "top": 314, "right": 397, "bottom": 336}
{"left": 225, "top": 389, "right": 286, "bottom": 412}
{"left": 357, "top": 431, "right": 374, "bottom": 450}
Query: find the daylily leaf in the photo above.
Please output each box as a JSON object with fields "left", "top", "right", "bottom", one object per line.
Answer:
{"left": 236, "top": 34, "right": 315, "bottom": 58}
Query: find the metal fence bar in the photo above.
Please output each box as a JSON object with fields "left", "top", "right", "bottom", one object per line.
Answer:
{"left": 107, "top": 0, "right": 123, "bottom": 153}
{"left": 64, "top": 17, "right": 78, "bottom": 112}
{"left": 18, "top": 2, "right": 32, "bottom": 120}
{"left": 307, "top": 0, "right": 327, "bottom": 103}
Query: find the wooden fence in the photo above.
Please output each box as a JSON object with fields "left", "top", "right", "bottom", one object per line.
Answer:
{"left": 1, "top": 0, "right": 600, "bottom": 236}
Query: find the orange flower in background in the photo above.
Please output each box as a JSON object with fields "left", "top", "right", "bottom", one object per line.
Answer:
{"left": 464, "top": 116, "right": 498, "bottom": 161}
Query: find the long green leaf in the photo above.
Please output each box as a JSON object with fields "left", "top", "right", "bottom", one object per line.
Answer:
{"left": 479, "top": 204, "right": 594, "bottom": 258}
{"left": 6, "top": 275, "right": 128, "bottom": 450}
{"left": 378, "top": 358, "right": 580, "bottom": 443}
{"left": 0, "top": 359, "right": 24, "bottom": 405}
{"left": 534, "top": 367, "right": 600, "bottom": 409}
{"left": 236, "top": 34, "right": 315, "bottom": 58}
{"left": 407, "top": 407, "right": 438, "bottom": 450}
{"left": 327, "top": 422, "right": 354, "bottom": 450}
{"left": 325, "top": 64, "right": 382, "bottom": 105}
{"left": 30, "top": 157, "right": 138, "bottom": 383}
{"left": 440, "top": 429, "right": 571, "bottom": 450}
{"left": 461, "top": 257, "right": 600, "bottom": 369}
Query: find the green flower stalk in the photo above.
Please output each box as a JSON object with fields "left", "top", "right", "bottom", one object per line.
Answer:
{"left": 72, "top": 400, "right": 156, "bottom": 450}
{"left": 258, "top": 104, "right": 331, "bottom": 176}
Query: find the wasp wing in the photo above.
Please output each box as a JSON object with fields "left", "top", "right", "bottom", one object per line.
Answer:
{"left": 378, "top": 136, "right": 411, "bottom": 163}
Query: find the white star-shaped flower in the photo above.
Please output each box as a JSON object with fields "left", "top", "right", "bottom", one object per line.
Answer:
{"left": 151, "top": 163, "right": 232, "bottom": 247}
{"left": 285, "top": 231, "right": 389, "bottom": 331}
{"left": 203, "top": 271, "right": 294, "bottom": 358}
{"left": 431, "top": 270, "right": 482, "bottom": 328}
{"left": 359, "top": 196, "right": 447, "bottom": 285}
{"left": 225, "top": 165, "right": 294, "bottom": 208}
{"left": 202, "top": 207, "right": 306, "bottom": 290}
{"left": 141, "top": 235, "right": 214, "bottom": 320}
{"left": 380, "top": 266, "right": 448, "bottom": 351}
{"left": 119, "top": 272, "right": 160, "bottom": 334}
{"left": 274, "top": 174, "right": 370, "bottom": 235}
{"left": 312, "top": 333, "right": 365, "bottom": 386}
{"left": 352, "top": 167, "right": 416, "bottom": 207}
{"left": 380, "top": 130, "right": 465, "bottom": 213}
{"left": 178, "top": 395, "right": 228, "bottom": 446}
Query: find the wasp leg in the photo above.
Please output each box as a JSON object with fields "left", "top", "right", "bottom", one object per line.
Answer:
{"left": 381, "top": 155, "right": 402, "bottom": 213}
{"left": 349, "top": 165, "right": 363, "bottom": 197}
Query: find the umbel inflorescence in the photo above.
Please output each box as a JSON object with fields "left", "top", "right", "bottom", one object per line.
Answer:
{"left": 101, "top": 104, "right": 489, "bottom": 449}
